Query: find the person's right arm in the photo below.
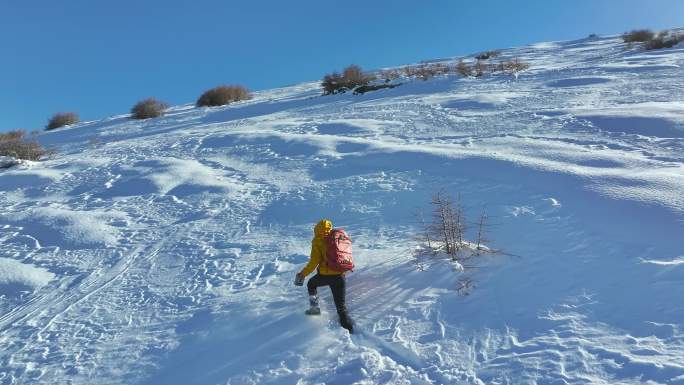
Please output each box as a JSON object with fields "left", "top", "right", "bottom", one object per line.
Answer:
{"left": 299, "top": 240, "right": 321, "bottom": 278}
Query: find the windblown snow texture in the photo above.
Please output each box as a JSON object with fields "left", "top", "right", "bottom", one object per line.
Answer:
{"left": 1, "top": 33, "right": 683, "bottom": 384}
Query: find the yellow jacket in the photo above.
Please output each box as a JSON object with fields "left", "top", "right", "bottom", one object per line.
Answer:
{"left": 299, "top": 219, "right": 343, "bottom": 277}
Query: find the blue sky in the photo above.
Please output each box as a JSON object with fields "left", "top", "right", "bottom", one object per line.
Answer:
{"left": 1, "top": 0, "right": 683, "bottom": 132}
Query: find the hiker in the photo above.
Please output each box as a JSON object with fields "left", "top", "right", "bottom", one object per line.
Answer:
{"left": 295, "top": 219, "right": 354, "bottom": 333}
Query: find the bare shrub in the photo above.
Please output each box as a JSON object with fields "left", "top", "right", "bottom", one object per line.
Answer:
{"left": 196, "top": 85, "right": 251, "bottom": 107}
{"left": 399, "top": 63, "right": 449, "bottom": 81}
{"left": 130, "top": 98, "right": 169, "bottom": 119}
{"left": 0, "top": 131, "right": 24, "bottom": 142}
{"left": 454, "top": 57, "right": 530, "bottom": 78}
{"left": 417, "top": 63, "right": 449, "bottom": 80}
{"left": 433, "top": 63, "right": 450, "bottom": 76}
{"left": 456, "top": 277, "right": 474, "bottom": 296}
{"left": 413, "top": 191, "right": 500, "bottom": 292}
{"left": 434, "top": 63, "right": 450, "bottom": 77}
{"left": 321, "top": 64, "right": 374, "bottom": 95}
{"left": 410, "top": 65, "right": 427, "bottom": 81}
{"left": 456, "top": 60, "right": 472, "bottom": 77}
{"left": 500, "top": 59, "right": 530, "bottom": 74}
{"left": 622, "top": 29, "right": 655, "bottom": 43}
{"left": 402, "top": 66, "right": 417, "bottom": 78}
{"left": 644, "top": 31, "right": 684, "bottom": 50}
{"left": 379, "top": 69, "right": 400, "bottom": 82}
{"left": 322, "top": 72, "right": 344, "bottom": 95}
{"left": 46, "top": 112, "right": 79, "bottom": 130}
{"left": 474, "top": 60, "right": 489, "bottom": 77}
{"left": 475, "top": 50, "right": 501, "bottom": 60}
{"left": 343, "top": 64, "right": 374, "bottom": 87}
{"left": 474, "top": 211, "right": 491, "bottom": 255}
{"left": 0, "top": 130, "right": 53, "bottom": 161}
{"left": 417, "top": 191, "right": 468, "bottom": 259}
{"left": 433, "top": 191, "right": 467, "bottom": 257}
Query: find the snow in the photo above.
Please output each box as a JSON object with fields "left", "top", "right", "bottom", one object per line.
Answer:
{"left": 0, "top": 156, "right": 21, "bottom": 170}
{"left": 0, "top": 33, "right": 683, "bottom": 384}
{"left": 0, "top": 258, "right": 54, "bottom": 295}
{"left": 4, "top": 207, "right": 127, "bottom": 248}
{"left": 640, "top": 256, "right": 684, "bottom": 266}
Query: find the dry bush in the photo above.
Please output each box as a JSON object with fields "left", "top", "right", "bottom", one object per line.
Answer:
{"left": 46, "top": 112, "right": 79, "bottom": 130}
{"left": 411, "top": 65, "right": 428, "bottom": 80}
{"left": 644, "top": 31, "right": 684, "bottom": 50}
{"left": 456, "top": 60, "right": 472, "bottom": 77}
{"left": 321, "top": 64, "right": 374, "bottom": 95}
{"left": 622, "top": 29, "right": 655, "bottom": 43}
{"left": 402, "top": 66, "right": 418, "bottom": 77}
{"left": 475, "top": 50, "right": 501, "bottom": 60}
{"left": 417, "top": 63, "right": 449, "bottom": 80}
{"left": 455, "top": 57, "right": 529, "bottom": 78}
{"left": 0, "top": 130, "right": 52, "bottom": 161}
{"left": 428, "top": 191, "right": 467, "bottom": 257}
{"left": 343, "top": 64, "right": 374, "bottom": 87}
{"left": 474, "top": 60, "right": 489, "bottom": 77}
{"left": 0, "top": 131, "right": 24, "bottom": 141}
{"left": 413, "top": 191, "right": 499, "bottom": 292}
{"left": 401, "top": 63, "right": 449, "bottom": 81}
{"left": 196, "top": 85, "right": 251, "bottom": 107}
{"left": 322, "top": 72, "right": 344, "bottom": 95}
{"left": 433, "top": 63, "right": 450, "bottom": 75}
{"left": 456, "top": 277, "right": 475, "bottom": 296}
{"left": 379, "top": 69, "right": 400, "bottom": 82}
{"left": 500, "top": 59, "right": 530, "bottom": 74}
{"left": 130, "top": 98, "right": 169, "bottom": 119}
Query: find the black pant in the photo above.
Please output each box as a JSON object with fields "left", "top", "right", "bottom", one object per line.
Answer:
{"left": 307, "top": 274, "right": 354, "bottom": 332}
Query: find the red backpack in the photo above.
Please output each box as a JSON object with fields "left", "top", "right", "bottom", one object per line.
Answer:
{"left": 325, "top": 229, "right": 355, "bottom": 272}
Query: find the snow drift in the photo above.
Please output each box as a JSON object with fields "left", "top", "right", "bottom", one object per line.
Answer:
{"left": 0, "top": 258, "right": 54, "bottom": 296}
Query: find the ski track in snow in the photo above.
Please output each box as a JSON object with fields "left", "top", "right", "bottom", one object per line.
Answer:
{"left": 1, "top": 34, "right": 683, "bottom": 384}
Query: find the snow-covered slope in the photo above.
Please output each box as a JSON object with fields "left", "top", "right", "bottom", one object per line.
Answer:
{"left": 1, "top": 33, "right": 684, "bottom": 384}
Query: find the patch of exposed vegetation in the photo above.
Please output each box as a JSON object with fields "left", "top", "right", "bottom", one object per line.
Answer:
{"left": 46, "top": 112, "right": 79, "bottom": 130}
{"left": 321, "top": 65, "right": 375, "bottom": 95}
{"left": 622, "top": 29, "right": 655, "bottom": 43}
{"left": 130, "top": 98, "right": 169, "bottom": 120}
{"left": 644, "top": 31, "right": 684, "bottom": 50}
{"left": 413, "top": 191, "right": 500, "bottom": 294}
{"left": 475, "top": 50, "right": 501, "bottom": 60}
{"left": 196, "top": 85, "right": 252, "bottom": 107}
{"left": 0, "top": 130, "right": 53, "bottom": 161}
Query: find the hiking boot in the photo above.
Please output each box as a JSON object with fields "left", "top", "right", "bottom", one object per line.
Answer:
{"left": 305, "top": 306, "right": 321, "bottom": 315}
{"left": 305, "top": 295, "right": 321, "bottom": 315}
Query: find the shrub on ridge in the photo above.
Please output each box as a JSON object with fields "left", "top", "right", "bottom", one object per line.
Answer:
{"left": 622, "top": 29, "right": 655, "bottom": 43}
{"left": 130, "top": 98, "right": 168, "bottom": 120}
{"left": 0, "top": 130, "right": 52, "bottom": 161}
{"left": 46, "top": 112, "right": 79, "bottom": 130}
{"left": 196, "top": 85, "right": 252, "bottom": 107}
{"left": 322, "top": 64, "right": 374, "bottom": 95}
{"left": 644, "top": 31, "right": 684, "bottom": 50}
